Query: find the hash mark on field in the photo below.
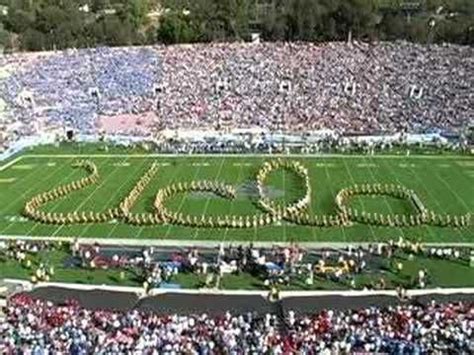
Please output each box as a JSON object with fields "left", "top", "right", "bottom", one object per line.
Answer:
{"left": 399, "top": 163, "right": 416, "bottom": 168}
{"left": 455, "top": 161, "right": 474, "bottom": 167}
{"left": 233, "top": 163, "right": 252, "bottom": 166}
{"left": 11, "top": 164, "right": 35, "bottom": 170}
{"left": 191, "top": 163, "right": 210, "bottom": 167}
{"left": 315, "top": 163, "right": 335, "bottom": 167}
{"left": 112, "top": 162, "right": 131, "bottom": 167}
{"left": 0, "top": 156, "right": 24, "bottom": 172}
{"left": 0, "top": 178, "right": 16, "bottom": 183}
{"left": 357, "top": 163, "right": 377, "bottom": 167}
{"left": 46, "top": 162, "right": 56, "bottom": 167}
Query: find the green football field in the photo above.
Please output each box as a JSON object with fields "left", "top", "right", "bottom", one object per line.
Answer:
{"left": 0, "top": 146, "right": 472, "bottom": 243}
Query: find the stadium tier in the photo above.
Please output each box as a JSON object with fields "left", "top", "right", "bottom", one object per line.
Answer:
{"left": 2, "top": 294, "right": 472, "bottom": 353}
{"left": 0, "top": 42, "right": 473, "bottom": 153}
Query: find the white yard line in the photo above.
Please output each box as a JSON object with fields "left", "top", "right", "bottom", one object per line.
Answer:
{"left": 223, "top": 158, "right": 245, "bottom": 243}
{"left": 377, "top": 157, "right": 439, "bottom": 241}
{"left": 0, "top": 159, "right": 70, "bottom": 217}
{"left": 49, "top": 158, "right": 128, "bottom": 237}
{"left": 404, "top": 162, "right": 466, "bottom": 241}
{"left": 80, "top": 157, "right": 150, "bottom": 238}
{"left": 1, "top": 160, "right": 81, "bottom": 235}
{"left": 364, "top": 156, "right": 406, "bottom": 239}
{"left": 0, "top": 156, "right": 24, "bottom": 172}
{"left": 24, "top": 159, "right": 110, "bottom": 237}
{"left": 434, "top": 172, "right": 471, "bottom": 212}
{"left": 192, "top": 157, "right": 226, "bottom": 240}
{"left": 161, "top": 162, "right": 204, "bottom": 239}
{"left": 102, "top": 158, "right": 155, "bottom": 239}
{"left": 340, "top": 158, "right": 375, "bottom": 242}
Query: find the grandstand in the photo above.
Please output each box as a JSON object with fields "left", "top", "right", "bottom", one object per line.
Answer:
{"left": 2, "top": 293, "right": 472, "bottom": 353}
{"left": 0, "top": 42, "right": 472, "bottom": 154}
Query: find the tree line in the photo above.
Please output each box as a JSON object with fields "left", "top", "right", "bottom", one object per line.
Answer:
{"left": 0, "top": 0, "right": 472, "bottom": 52}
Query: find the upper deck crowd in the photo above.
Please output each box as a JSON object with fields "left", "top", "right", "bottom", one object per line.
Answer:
{"left": 0, "top": 41, "right": 472, "bottom": 152}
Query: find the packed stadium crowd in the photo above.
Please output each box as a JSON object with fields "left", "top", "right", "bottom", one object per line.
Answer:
{"left": 0, "top": 41, "right": 472, "bottom": 152}
{"left": 0, "top": 47, "right": 160, "bottom": 149}
{"left": 159, "top": 41, "right": 472, "bottom": 134}
{"left": 0, "top": 36, "right": 472, "bottom": 355}
{"left": 0, "top": 294, "right": 472, "bottom": 354}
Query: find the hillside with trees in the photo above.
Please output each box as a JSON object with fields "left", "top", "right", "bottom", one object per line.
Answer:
{"left": 0, "top": 0, "right": 472, "bottom": 52}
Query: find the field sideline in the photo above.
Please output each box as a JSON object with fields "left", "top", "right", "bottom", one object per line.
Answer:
{"left": 0, "top": 149, "right": 472, "bottom": 243}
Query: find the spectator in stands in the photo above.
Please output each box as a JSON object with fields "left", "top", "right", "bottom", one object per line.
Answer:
{"left": 0, "top": 295, "right": 471, "bottom": 353}
{"left": 0, "top": 42, "right": 472, "bottom": 153}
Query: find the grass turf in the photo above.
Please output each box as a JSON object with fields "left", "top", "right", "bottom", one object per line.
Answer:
{"left": 0, "top": 145, "right": 472, "bottom": 243}
{"left": 1, "top": 247, "right": 473, "bottom": 290}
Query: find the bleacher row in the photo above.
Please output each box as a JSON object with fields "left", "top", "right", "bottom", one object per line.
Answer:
{"left": 0, "top": 41, "right": 472, "bottom": 151}
{"left": 1, "top": 292, "right": 472, "bottom": 354}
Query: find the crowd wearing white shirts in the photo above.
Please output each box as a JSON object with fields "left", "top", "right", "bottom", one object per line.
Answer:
{"left": 0, "top": 294, "right": 472, "bottom": 354}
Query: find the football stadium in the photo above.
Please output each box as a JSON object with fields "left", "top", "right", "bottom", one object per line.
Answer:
{"left": 0, "top": 1, "right": 473, "bottom": 353}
